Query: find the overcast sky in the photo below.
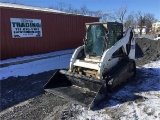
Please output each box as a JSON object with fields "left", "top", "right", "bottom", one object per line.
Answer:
{"left": 0, "top": 0, "right": 160, "bottom": 20}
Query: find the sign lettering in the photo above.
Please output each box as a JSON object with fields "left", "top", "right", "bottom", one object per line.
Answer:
{"left": 10, "top": 18, "right": 42, "bottom": 38}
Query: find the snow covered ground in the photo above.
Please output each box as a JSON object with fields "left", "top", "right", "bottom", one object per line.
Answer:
{"left": 0, "top": 50, "right": 160, "bottom": 119}
{"left": 0, "top": 49, "right": 74, "bottom": 80}
{"left": 74, "top": 61, "right": 160, "bottom": 120}
{"left": 0, "top": 49, "right": 74, "bottom": 65}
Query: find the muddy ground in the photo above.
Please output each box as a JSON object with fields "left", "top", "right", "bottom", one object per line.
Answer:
{"left": 0, "top": 38, "right": 160, "bottom": 120}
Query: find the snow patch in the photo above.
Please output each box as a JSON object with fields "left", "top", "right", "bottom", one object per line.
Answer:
{"left": 143, "top": 60, "right": 160, "bottom": 75}
{"left": 0, "top": 49, "right": 74, "bottom": 80}
{"left": 0, "top": 49, "right": 74, "bottom": 65}
{"left": 71, "top": 104, "right": 111, "bottom": 120}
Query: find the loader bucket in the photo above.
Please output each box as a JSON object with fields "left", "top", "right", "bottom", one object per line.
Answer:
{"left": 44, "top": 69, "right": 108, "bottom": 109}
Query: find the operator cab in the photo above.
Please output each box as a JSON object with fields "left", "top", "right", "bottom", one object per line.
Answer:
{"left": 84, "top": 24, "right": 107, "bottom": 57}
{"left": 84, "top": 22, "right": 123, "bottom": 57}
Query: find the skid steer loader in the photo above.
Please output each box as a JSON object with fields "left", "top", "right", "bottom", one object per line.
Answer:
{"left": 44, "top": 22, "right": 136, "bottom": 109}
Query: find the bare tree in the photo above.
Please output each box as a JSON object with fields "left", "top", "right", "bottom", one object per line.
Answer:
{"left": 100, "top": 13, "right": 109, "bottom": 22}
{"left": 88, "top": 10, "right": 95, "bottom": 16}
{"left": 65, "top": 4, "right": 75, "bottom": 13}
{"left": 144, "top": 13, "right": 157, "bottom": 28}
{"left": 135, "top": 11, "right": 157, "bottom": 34}
{"left": 54, "top": 2, "right": 67, "bottom": 11}
{"left": 72, "top": 9, "right": 80, "bottom": 14}
{"left": 93, "top": 10, "right": 103, "bottom": 17}
{"left": 111, "top": 6, "right": 128, "bottom": 24}
{"left": 125, "top": 13, "right": 137, "bottom": 28}
{"left": 135, "top": 11, "right": 147, "bottom": 35}
{"left": 79, "top": 5, "right": 89, "bottom": 15}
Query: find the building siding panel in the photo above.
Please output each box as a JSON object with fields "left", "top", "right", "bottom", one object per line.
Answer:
{"left": 1, "top": 7, "right": 99, "bottom": 60}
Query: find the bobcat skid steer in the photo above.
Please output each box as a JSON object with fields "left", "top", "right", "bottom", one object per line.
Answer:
{"left": 44, "top": 22, "right": 136, "bottom": 110}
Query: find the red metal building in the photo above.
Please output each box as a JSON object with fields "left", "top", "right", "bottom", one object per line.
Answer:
{"left": 0, "top": 2, "right": 99, "bottom": 60}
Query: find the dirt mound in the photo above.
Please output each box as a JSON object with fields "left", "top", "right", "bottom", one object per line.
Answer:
{"left": 135, "top": 38, "right": 160, "bottom": 66}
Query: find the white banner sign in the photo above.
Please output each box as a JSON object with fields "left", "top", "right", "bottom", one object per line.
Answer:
{"left": 10, "top": 18, "right": 42, "bottom": 38}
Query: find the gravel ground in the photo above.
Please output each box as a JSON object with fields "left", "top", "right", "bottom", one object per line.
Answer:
{"left": 0, "top": 70, "right": 71, "bottom": 120}
{"left": 0, "top": 38, "right": 160, "bottom": 120}
{"left": 0, "top": 71, "right": 54, "bottom": 110}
